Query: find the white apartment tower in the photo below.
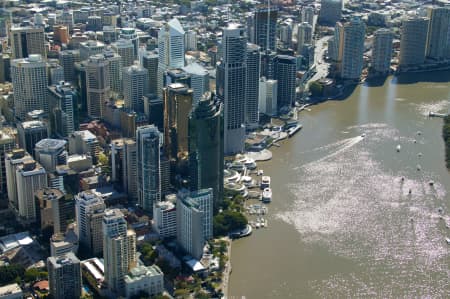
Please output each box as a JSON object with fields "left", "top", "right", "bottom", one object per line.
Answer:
{"left": 372, "top": 28, "right": 393, "bottom": 73}
{"left": 399, "top": 17, "right": 429, "bottom": 67}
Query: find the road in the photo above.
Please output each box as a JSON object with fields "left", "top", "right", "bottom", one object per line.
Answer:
{"left": 309, "top": 35, "right": 333, "bottom": 83}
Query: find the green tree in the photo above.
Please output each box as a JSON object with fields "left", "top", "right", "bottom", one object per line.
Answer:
{"left": 309, "top": 81, "right": 324, "bottom": 97}
{"left": 0, "top": 264, "right": 25, "bottom": 285}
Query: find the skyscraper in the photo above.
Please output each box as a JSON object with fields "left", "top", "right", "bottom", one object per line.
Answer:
{"left": 123, "top": 65, "right": 149, "bottom": 113}
{"left": 103, "top": 48, "right": 123, "bottom": 96}
{"left": 59, "top": 50, "right": 80, "bottom": 83}
{"left": 318, "top": 0, "right": 343, "bottom": 26}
{"left": 372, "top": 28, "right": 393, "bottom": 74}
{"left": 335, "top": 17, "right": 366, "bottom": 80}
{"left": 34, "top": 139, "right": 67, "bottom": 173}
{"left": 297, "top": 22, "right": 313, "bottom": 54}
{"left": 216, "top": 24, "right": 247, "bottom": 155}
{"left": 182, "top": 62, "right": 209, "bottom": 106}
{"left": 399, "top": 17, "right": 429, "bottom": 67}
{"left": 17, "top": 120, "right": 49, "bottom": 156}
{"left": 246, "top": 43, "right": 260, "bottom": 130}
{"left": 273, "top": 55, "right": 296, "bottom": 111}
{"left": 85, "top": 54, "right": 110, "bottom": 119}
{"left": 75, "top": 191, "right": 105, "bottom": 255}
{"left": 426, "top": 7, "right": 450, "bottom": 60}
{"left": 157, "top": 18, "right": 185, "bottom": 97}
{"left": 103, "top": 209, "right": 136, "bottom": 294}
{"left": 79, "top": 40, "right": 105, "bottom": 61}
{"left": 47, "top": 82, "right": 78, "bottom": 138}
{"left": 10, "top": 26, "right": 46, "bottom": 59}
{"left": 11, "top": 55, "right": 48, "bottom": 120}
{"left": 47, "top": 252, "right": 82, "bottom": 299}
{"left": 5, "top": 149, "right": 31, "bottom": 212}
{"left": 253, "top": 7, "right": 278, "bottom": 51}
{"left": 188, "top": 93, "right": 224, "bottom": 210}
{"left": 301, "top": 6, "right": 315, "bottom": 26}
{"left": 112, "top": 39, "right": 135, "bottom": 68}
{"left": 136, "top": 125, "right": 161, "bottom": 211}
{"left": 0, "top": 130, "right": 15, "bottom": 202}
{"left": 259, "top": 77, "right": 278, "bottom": 116}
{"left": 142, "top": 51, "right": 159, "bottom": 95}
{"left": 119, "top": 28, "right": 139, "bottom": 59}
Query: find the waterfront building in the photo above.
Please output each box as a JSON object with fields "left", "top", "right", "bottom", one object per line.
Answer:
{"left": 188, "top": 93, "right": 224, "bottom": 209}
{"left": 273, "top": 55, "right": 296, "bottom": 111}
{"left": 253, "top": 7, "right": 278, "bottom": 51}
{"left": 182, "top": 62, "right": 209, "bottom": 106}
{"left": 372, "top": 29, "right": 393, "bottom": 74}
{"left": 112, "top": 39, "right": 135, "bottom": 68}
{"left": 10, "top": 26, "right": 46, "bottom": 59}
{"left": 259, "top": 77, "right": 278, "bottom": 116}
{"left": 297, "top": 22, "right": 313, "bottom": 55}
{"left": 216, "top": 23, "right": 247, "bottom": 155}
{"left": 399, "top": 17, "right": 429, "bottom": 67}
{"left": 103, "top": 209, "right": 136, "bottom": 295}
{"left": 246, "top": 43, "right": 260, "bottom": 130}
{"left": 153, "top": 200, "right": 177, "bottom": 238}
{"left": 75, "top": 191, "right": 105, "bottom": 256}
{"left": 177, "top": 189, "right": 213, "bottom": 259}
{"left": 0, "top": 130, "right": 15, "bottom": 202}
{"left": 17, "top": 120, "right": 48, "bottom": 156}
{"left": 11, "top": 55, "right": 48, "bottom": 120}
{"left": 136, "top": 125, "right": 161, "bottom": 212}
{"left": 47, "top": 252, "right": 82, "bottom": 299}
{"left": 47, "top": 82, "right": 77, "bottom": 138}
{"left": 426, "top": 7, "right": 450, "bottom": 60}
{"left": 157, "top": 18, "right": 185, "bottom": 97}
{"left": 79, "top": 40, "right": 105, "bottom": 61}
{"left": 85, "top": 54, "right": 110, "bottom": 119}
{"left": 142, "top": 51, "right": 159, "bottom": 95}
{"left": 123, "top": 65, "right": 149, "bottom": 113}
{"left": 318, "top": 0, "right": 343, "bottom": 26}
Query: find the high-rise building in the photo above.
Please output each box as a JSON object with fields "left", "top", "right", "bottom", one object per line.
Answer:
{"left": 34, "top": 139, "right": 67, "bottom": 173}
{"left": 123, "top": 65, "right": 149, "bottom": 113}
{"left": 335, "top": 17, "right": 366, "bottom": 79}
{"left": 47, "top": 82, "right": 78, "bottom": 138}
{"left": 259, "top": 77, "right": 278, "bottom": 116}
{"left": 136, "top": 125, "right": 161, "bottom": 211}
{"left": 0, "top": 130, "right": 15, "bottom": 202}
{"left": 10, "top": 26, "right": 46, "bottom": 59}
{"left": 260, "top": 50, "right": 277, "bottom": 79}
{"left": 5, "top": 149, "right": 31, "bottom": 212}
{"left": 103, "top": 209, "right": 136, "bottom": 294}
{"left": 119, "top": 28, "right": 139, "bottom": 58}
{"left": 318, "top": 0, "right": 343, "bottom": 26}
{"left": 157, "top": 18, "right": 185, "bottom": 97}
{"left": 216, "top": 24, "right": 247, "bottom": 155}
{"left": 103, "top": 26, "right": 117, "bottom": 44}
{"left": 399, "top": 17, "right": 429, "bottom": 67}
{"left": 188, "top": 93, "right": 224, "bottom": 209}
{"left": 273, "top": 55, "right": 296, "bottom": 111}
{"left": 153, "top": 200, "right": 177, "bottom": 238}
{"left": 143, "top": 94, "right": 164, "bottom": 132}
{"left": 53, "top": 25, "right": 70, "bottom": 45}
{"left": 59, "top": 50, "right": 80, "bottom": 83}
{"left": 75, "top": 191, "right": 105, "bottom": 255}
{"left": 79, "top": 40, "right": 105, "bottom": 61}
{"left": 112, "top": 39, "right": 135, "bottom": 68}
{"left": 185, "top": 30, "right": 197, "bottom": 51}
{"left": 176, "top": 189, "right": 213, "bottom": 259}
{"left": 103, "top": 48, "right": 123, "bottom": 95}
{"left": 426, "top": 7, "right": 450, "bottom": 60}
{"left": 60, "top": 10, "right": 74, "bottom": 33}
{"left": 111, "top": 138, "right": 138, "bottom": 201}
{"left": 85, "top": 54, "right": 110, "bottom": 119}
{"left": 182, "top": 62, "right": 209, "bottom": 106}
{"left": 278, "top": 23, "right": 293, "bottom": 48}
{"left": 16, "top": 159, "right": 47, "bottom": 223}
{"left": 246, "top": 43, "right": 260, "bottom": 130}
{"left": 301, "top": 6, "right": 315, "bottom": 26}
{"left": 253, "top": 7, "right": 278, "bottom": 51}
{"left": 35, "top": 188, "right": 72, "bottom": 234}
{"left": 163, "top": 83, "right": 193, "bottom": 161}
{"left": 11, "top": 55, "right": 48, "bottom": 120}
{"left": 297, "top": 22, "right": 313, "bottom": 54}
{"left": 372, "top": 28, "right": 393, "bottom": 73}
{"left": 47, "top": 252, "right": 82, "bottom": 299}
{"left": 142, "top": 51, "right": 159, "bottom": 95}
{"left": 17, "top": 120, "right": 49, "bottom": 156}
{"left": 68, "top": 130, "right": 100, "bottom": 163}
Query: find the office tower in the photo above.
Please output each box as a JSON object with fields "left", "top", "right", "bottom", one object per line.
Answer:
{"left": 142, "top": 51, "right": 159, "bottom": 95}
{"left": 123, "top": 65, "right": 149, "bottom": 113}
{"left": 253, "top": 7, "right": 278, "bottom": 51}
{"left": 47, "top": 252, "right": 82, "bottom": 299}
{"left": 216, "top": 24, "right": 247, "bottom": 155}
{"left": 68, "top": 130, "right": 100, "bottom": 163}
{"left": 47, "top": 82, "right": 77, "bottom": 138}
{"left": 60, "top": 10, "right": 74, "bottom": 32}
{"left": 10, "top": 26, "right": 46, "bottom": 59}
{"left": 75, "top": 191, "right": 105, "bottom": 255}
{"left": 79, "top": 40, "right": 105, "bottom": 61}
{"left": 153, "top": 200, "right": 177, "bottom": 238}
{"left": 297, "top": 22, "right": 313, "bottom": 54}
{"left": 85, "top": 54, "right": 110, "bottom": 119}
{"left": 5, "top": 150, "right": 30, "bottom": 212}
{"left": 103, "top": 48, "right": 123, "bottom": 95}
{"left": 399, "top": 17, "right": 429, "bottom": 67}
{"left": 176, "top": 189, "right": 213, "bottom": 259}
{"left": 34, "top": 139, "right": 67, "bottom": 173}
{"left": 260, "top": 50, "right": 276, "bottom": 79}
{"left": 35, "top": 188, "right": 67, "bottom": 234}
{"left": 273, "top": 55, "right": 296, "bottom": 111}
{"left": 54, "top": 25, "right": 70, "bottom": 45}
{"left": 103, "top": 209, "right": 136, "bottom": 294}
{"left": 0, "top": 131, "right": 15, "bottom": 201}
{"left": 158, "top": 18, "right": 185, "bottom": 97}
{"left": 301, "top": 6, "right": 315, "bottom": 26}
{"left": 163, "top": 83, "right": 193, "bottom": 161}
{"left": 136, "top": 125, "right": 161, "bottom": 211}
{"left": 259, "top": 77, "right": 278, "bottom": 116}
{"left": 59, "top": 50, "right": 80, "bottom": 83}
{"left": 372, "top": 29, "right": 393, "bottom": 73}
{"left": 335, "top": 17, "right": 366, "bottom": 79}
{"left": 143, "top": 94, "right": 164, "bottom": 131}
{"left": 164, "top": 68, "right": 191, "bottom": 87}
{"left": 188, "top": 93, "right": 224, "bottom": 209}
{"left": 47, "top": 61, "right": 65, "bottom": 86}
{"left": 278, "top": 23, "right": 293, "bottom": 48}
{"left": 244, "top": 44, "right": 260, "bottom": 130}
{"left": 182, "top": 63, "right": 209, "bottom": 106}
{"left": 426, "top": 7, "right": 450, "bottom": 60}
{"left": 185, "top": 30, "right": 197, "bottom": 51}
{"left": 11, "top": 55, "right": 48, "bottom": 120}
{"left": 87, "top": 16, "right": 102, "bottom": 32}
{"left": 124, "top": 265, "right": 164, "bottom": 298}
{"left": 103, "top": 26, "right": 117, "bottom": 44}
{"left": 318, "top": 0, "right": 343, "bottom": 26}
{"left": 111, "top": 138, "right": 137, "bottom": 201}
{"left": 16, "top": 159, "right": 47, "bottom": 223}
{"left": 112, "top": 39, "right": 135, "bottom": 68}
{"left": 119, "top": 28, "right": 139, "bottom": 58}
{"left": 17, "top": 120, "right": 48, "bottom": 156}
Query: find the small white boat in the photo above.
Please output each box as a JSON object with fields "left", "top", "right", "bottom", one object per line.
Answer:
{"left": 446, "top": 238, "right": 450, "bottom": 245}
{"left": 257, "top": 169, "right": 264, "bottom": 176}
{"left": 418, "top": 153, "right": 423, "bottom": 157}
{"left": 261, "top": 176, "right": 271, "bottom": 189}
{"left": 417, "top": 164, "right": 421, "bottom": 171}
{"left": 417, "top": 131, "right": 422, "bottom": 136}
{"left": 396, "top": 145, "right": 401, "bottom": 152}
{"left": 361, "top": 133, "right": 366, "bottom": 137}
{"left": 255, "top": 221, "right": 261, "bottom": 229}
{"left": 413, "top": 139, "right": 417, "bottom": 143}
{"left": 262, "top": 188, "right": 272, "bottom": 203}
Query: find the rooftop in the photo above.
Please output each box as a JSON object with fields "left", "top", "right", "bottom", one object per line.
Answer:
{"left": 35, "top": 138, "right": 67, "bottom": 150}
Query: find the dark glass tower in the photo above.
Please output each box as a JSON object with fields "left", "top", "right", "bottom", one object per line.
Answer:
{"left": 253, "top": 7, "right": 278, "bottom": 51}
{"left": 274, "top": 55, "right": 297, "bottom": 111}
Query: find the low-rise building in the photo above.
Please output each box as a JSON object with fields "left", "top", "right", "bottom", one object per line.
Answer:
{"left": 153, "top": 200, "right": 176, "bottom": 239}
{"left": 0, "top": 283, "right": 22, "bottom": 299}
{"left": 124, "top": 265, "right": 164, "bottom": 298}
